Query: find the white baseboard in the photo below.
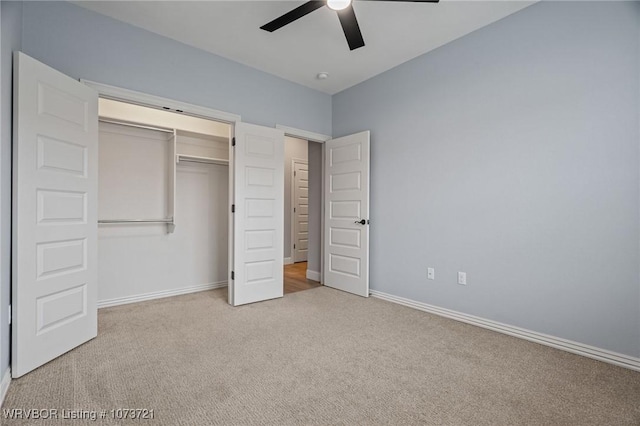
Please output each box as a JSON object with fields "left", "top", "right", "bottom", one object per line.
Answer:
{"left": 284, "top": 257, "right": 293, "bottom": 265}
{"left": 98, "top": 281, "right": 227, "bottom": 309}
{"left": 370, "top": 290, "right": 640, "bottom": 372}
{"left": 306, "top": 269, "right": 321, "bottom": 282}
{"left": 1, "top": 367, "right": 11, "bottom": 406}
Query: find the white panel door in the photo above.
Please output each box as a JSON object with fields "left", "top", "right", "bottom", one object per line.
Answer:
{"left": 293, "top": 161, "right": 309, "bottom": 263}
{"left": 324, "top": 131, "right": 370, "bottom": 297}
{"left": 12, "top": 52, "right": 98, "bottom": 377}
{"left": 231, "top": 123, "right": 284, "bottom": 306}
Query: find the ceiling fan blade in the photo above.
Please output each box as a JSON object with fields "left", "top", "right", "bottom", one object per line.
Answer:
{"left": 358, "top": 0, "right": 439, "bottom": 2}
{"left": 261, "top": 1, "right": 326, "bottom": 32}
{"left": 337, "top": 5, "right": 365, "bottom": 51}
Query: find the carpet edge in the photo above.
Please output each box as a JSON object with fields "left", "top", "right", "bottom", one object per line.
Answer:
{"left": 98, "top": 282, "right": 228, "bottom": 309}
{"left": 370, "top": 290, "right": 640, "bottom": 372}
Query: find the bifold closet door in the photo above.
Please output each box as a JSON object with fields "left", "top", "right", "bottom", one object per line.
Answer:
{"left": 12, "top": 52, "right": 99, "bottom": 377}
{"left": 230, "top": 123, "right": 285, "bottom": 306}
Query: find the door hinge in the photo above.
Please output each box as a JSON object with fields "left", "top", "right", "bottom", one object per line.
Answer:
{"left": 231, "top": 271, "right": 235, "bottom": 280}
{"left": 7, "top": 305, "right": 11, "bottom": 325}
{"left": 294, "top": 170, "right": 296, "bottom": 177}
{"left": 231, "top": 204, "right": 235, "bottom": 213}
{"left": 232, "top": 137, "right": 236, "bottom": 147}
{"left": 293, "top": 207, "right": 296, "bottom": 213}
{"left": 294, "top": 244, "right": 296, "bottom": 249}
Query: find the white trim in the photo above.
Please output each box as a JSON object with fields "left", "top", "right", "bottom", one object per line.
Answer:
{"left": 228, "top": 131, "right": 235, "bottom": 306}
{"left": 1, "top": 368, "right": 10, "bottom": 405}
{"left": 284, "top": 257, "right": 293, "bottom": 265}
{"left": 98, "top": 282, "right": 228, "bottom": 309}
{"left": 320, "top": 143, "right": 325, "bottom": 284}
{"left": 81, "top": 79, "right": 241, "bottom": 124}
{"left": 306, "top": 270, "right": 321, "bottom": 282}
{"left": 276, "top": 124, "right": 331, "bottom": 143}
{"left": 370, "top": 290, "right": 640, "bottom": 372}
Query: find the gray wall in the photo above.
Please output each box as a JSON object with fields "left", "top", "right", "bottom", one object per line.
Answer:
{"left": 20, "top": 1, "right": 331, "bottom": 136}
{"left": 307, "top": 142, "right": 322, "bottom": 275}
{"left": 284, "top": 136, "right": 308, "bottom": 260}
{"left": 333, "top": 1, "right": 640, "bottom": 357}
{"left": 0, "top": 0, "right": 23, "bottom": 378}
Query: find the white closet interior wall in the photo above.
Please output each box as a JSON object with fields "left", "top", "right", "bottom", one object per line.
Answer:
{"left": 97, "top": 99, "right": 231, "bottom": 306}
{"left": 99, "top": 123, "right": 171, "bottom": 221}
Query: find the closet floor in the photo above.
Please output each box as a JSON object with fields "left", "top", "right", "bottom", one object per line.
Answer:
{"left": 284, "top": 262, "right": 321, "bottom": 294}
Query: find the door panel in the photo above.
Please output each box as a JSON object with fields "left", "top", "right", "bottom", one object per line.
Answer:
{"left": 13, "top": 52, "right": 98, "bottom": 377}
{"left": 293, "top": 161, "right": 309, "bottom": 263}
{"left": 324, "top": 131, "right": 370, "bottom": 297}
{"left": 231, "top": 123, "right": 284, "bottom": 306}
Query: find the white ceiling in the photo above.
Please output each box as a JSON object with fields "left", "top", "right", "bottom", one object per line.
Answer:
{"left": 75, "top": 1, "right": 534, "bottom": 95}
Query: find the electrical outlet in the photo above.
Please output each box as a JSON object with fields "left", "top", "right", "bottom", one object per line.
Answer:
{"left": 458, "top": 272, "right": 467, "bottom": 285}
{"left": 427, "top": 268, "right": 435, "bottom": 280}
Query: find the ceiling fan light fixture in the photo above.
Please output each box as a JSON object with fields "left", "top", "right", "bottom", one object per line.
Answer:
{"left": 327, "top": 0, "right": 352, "bottom": 11}
{"left": 261, "top": 0, "right": 440, "bottom": 51}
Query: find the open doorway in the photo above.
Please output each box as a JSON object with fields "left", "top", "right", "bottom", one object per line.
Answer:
{"left": 283, "top": 136, "right": 322, "bottom": 294}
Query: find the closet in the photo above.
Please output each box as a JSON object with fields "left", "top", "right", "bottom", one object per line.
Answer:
{"left": 96, "top": 99, "right": 231, "bottom": 306}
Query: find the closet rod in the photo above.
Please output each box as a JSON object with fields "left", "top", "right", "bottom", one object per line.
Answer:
{"left": 177, "top": 156, "right": 229, "bottom": 166}
{"left": 99, "top": 118, "right": 175, "bottom": 134}
{"left": 98, "top": 218, "right": 174, "bottom": 224}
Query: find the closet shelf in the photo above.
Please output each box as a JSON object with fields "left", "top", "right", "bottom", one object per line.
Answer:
{"left": 176, "top": 154, "right": 229, "bottom": 166}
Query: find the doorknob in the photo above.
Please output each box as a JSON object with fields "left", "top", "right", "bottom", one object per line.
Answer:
{"left": 354, "top": 219, "right": 367, "bottom": 225}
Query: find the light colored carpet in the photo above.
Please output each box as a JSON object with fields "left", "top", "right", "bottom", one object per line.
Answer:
{"left": 2, "top": 287, "right": 640, "bottom": 425}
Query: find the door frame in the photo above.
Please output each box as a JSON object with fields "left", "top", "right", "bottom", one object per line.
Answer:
{"left": 291, "top": 158, "right": 308, "bottom": 264}
{"left": 80, "top": 80, "right": 241, "bottom": 125}
{"left": 276, "top": 125, "right": 330, "bottom": 283}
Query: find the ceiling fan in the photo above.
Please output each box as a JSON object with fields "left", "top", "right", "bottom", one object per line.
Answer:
{"left": 261, "top": 0, "right": 440, "bottom": 51}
